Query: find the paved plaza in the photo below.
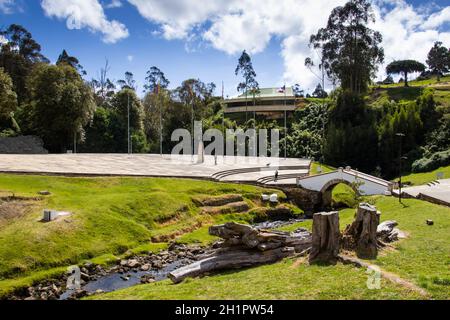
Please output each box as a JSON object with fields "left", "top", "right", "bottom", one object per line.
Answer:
{"left": 398, "top": 179, "right": 450, "bottom": 206}
{"left": 0, "top": 154, "right": 311, "bottom": 185}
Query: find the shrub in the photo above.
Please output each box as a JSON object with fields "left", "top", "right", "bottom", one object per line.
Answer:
{"left": 412, "top": 149, "right": 450, "bottom": 173}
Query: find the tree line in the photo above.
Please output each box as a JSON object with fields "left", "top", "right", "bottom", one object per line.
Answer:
{"left": 304, "top": 0, "right": 450, "bottom": 177}
{"left": 1, "top": 0, "right": 449, "bottom": 179}
{"left": 0, "top": 24, "right": 222, "bottom": 153}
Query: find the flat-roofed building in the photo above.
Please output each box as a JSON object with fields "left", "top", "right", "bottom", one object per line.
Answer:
{"left": 224, "top": 87, "right": 307, "bottom": 119}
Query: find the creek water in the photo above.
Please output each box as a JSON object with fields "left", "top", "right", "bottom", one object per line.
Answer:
{"left": 59, "top": 260, "right": 188, "bottom": 300}
{"left": 59, "top": 218, "right": 306, "bottom": 300}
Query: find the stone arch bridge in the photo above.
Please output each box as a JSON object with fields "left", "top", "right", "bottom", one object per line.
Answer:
{"left": 296, "top": 168, "right": 393, "bottom": 207}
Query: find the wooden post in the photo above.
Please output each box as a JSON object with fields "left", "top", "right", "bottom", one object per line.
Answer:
{"left": 309, "top": 211, "right": 340, "bottom": 265}
{"left": 342, "top": 203, "right": 380, "bottom": 259}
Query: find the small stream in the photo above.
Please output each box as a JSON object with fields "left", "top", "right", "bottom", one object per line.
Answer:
{"left": 29, "top": 218, "right": 308, "bottom": 300}
{"left": 59, "top": 260, "right": 189, "bottom": 300}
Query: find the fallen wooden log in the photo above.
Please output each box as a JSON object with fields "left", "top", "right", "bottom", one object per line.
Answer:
{"left": 169, "top": 222, "right": 312, "bottom": 283}
{"left": 168, "top": 247, "right": 295, "bottom": 284}
{"left": 209, "top": 222, "right": 312, "bottom": 251}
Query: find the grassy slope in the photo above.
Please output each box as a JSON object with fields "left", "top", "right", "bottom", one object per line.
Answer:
{"left": 0, "top": 174, "right": 281, "bottom": 296}
{"left": 401, "top": 165, "right": 450, "bottom": 186}
{"left": 91, "top": 259, "right": 422, "bottom": 300}
{"left": 96, "top": 196, "right": 449, "bottom": 300}
{"left": 310, "top": 162, "right": 335, "bottom": 175}
{"left": 368, "top": 75, "right": 450, "bottom": 108}
{"left": 376, "top": 75, "right": 450, "bottom": 89}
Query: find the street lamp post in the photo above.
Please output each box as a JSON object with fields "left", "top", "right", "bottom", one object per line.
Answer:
{"left": 191, "top": 89, "right": 194, "bottom": 162}
{"left": 157, "top": 85, "right": 163, "bottom": 157}
{"left": 73, "top": 130, "right": 77, "bottom": 154}
{"left": 396, "top": 133, "right": 405, "bottom": 203}
{"left": 127, "top": 92, "right": 132, "bottom": 155}
{"left": 284, "top": 84, "right": 287, "bottom": 160}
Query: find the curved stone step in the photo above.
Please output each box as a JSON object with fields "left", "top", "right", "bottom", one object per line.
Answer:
{"left": 200, "top": 201, "right": 250, "bottom": 215}
{"left": 211, "top": 165, "right": 310, "bottom": 181}
{"left": 192, "top": 194, "right": 244, "bottom": 207}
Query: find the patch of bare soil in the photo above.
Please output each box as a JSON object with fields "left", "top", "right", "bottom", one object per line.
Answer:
{"left": 151, "top": 220, "right": 205, "bottom": 243}
{"left": 0, "top": 199, "right": 38, "bottom": 228}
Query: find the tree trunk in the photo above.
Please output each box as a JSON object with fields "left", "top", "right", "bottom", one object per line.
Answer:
{"left": 169, "top": 247, "right": 295, "bottom": 284}
{"left": 342, "top": 203, "right": 380, "bottom": 259}
{"left": 309, "top": 211, "right": 340, "bottom": 265}
{"left": 404, "top": 71, "right": 409, "bottom": 87}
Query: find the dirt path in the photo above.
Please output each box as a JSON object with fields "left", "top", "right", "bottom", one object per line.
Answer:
{"left": 338, "top": 254, "right": 430, "bottom": 298}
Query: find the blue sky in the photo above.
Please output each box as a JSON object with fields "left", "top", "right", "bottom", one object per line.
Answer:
{"left": 1, "top": 0, "right": 449, "bottom": 97}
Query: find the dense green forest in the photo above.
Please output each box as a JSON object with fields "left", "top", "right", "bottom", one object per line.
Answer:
{"left": 0, "top": 0, "right": 449, "bottom": 179}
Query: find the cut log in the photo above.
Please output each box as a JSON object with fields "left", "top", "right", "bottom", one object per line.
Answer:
{"left": 342, "top": 203, "right": 380, "bottom": 259}
{"left": 309, "top": 211, "right": 340, "bottom": 265}
{"left": 209, "top": 222, "right": 312, "bottom": 252}
{"left": 168, "top": 247, "right": 295, "bottom": 284}
{"left": 169, "top": 222, "right": 312, "bottom": 283}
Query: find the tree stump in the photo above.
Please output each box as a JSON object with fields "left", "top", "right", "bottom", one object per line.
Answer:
{"left": 309, "top": 211, "right": 340, "bottom": 265}
{"left": 342, "top": 203, "right": 380, "bottom": 259}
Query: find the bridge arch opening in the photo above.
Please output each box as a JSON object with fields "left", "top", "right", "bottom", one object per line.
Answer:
{"left": 320, "top": 179, "right": 357, "bottom": 208}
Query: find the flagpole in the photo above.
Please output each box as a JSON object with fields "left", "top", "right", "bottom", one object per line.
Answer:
{"left": 127, "top": 92, "right": 131, "bottom": 155}
{"left": 253, "top": 88, "right": 256, "bottom": 127}
{"left": 222, "top": 81, "right": 225, "bottom": 159}
{"left": 159, "top": 84, "right": 162, "bottom": 157}
{"left": 284, "top": 83, "right": 287, "bottom": 160}
{"left": 191, "top": 85, "right": 194, "bottom": 162}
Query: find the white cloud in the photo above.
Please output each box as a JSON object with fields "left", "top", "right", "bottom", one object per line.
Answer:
{"left": 0, "top": 35, "right": 7, "bottom": 44}
{"left": 422, "top": 6, "right": 450, "bottom": 29}
{"left": 204, "top": 11, "right": 272, "bottom": 55}
{"left": 105, "top": 0, "right": 122, "bottom": 9}
{"left": 372, "top": 2, "right": 450, "bottom": 82}
{"left": 127, "top": 54, "right": 133, "bottom": 62}
{"left": 0, "top": 0, "right": 15, "bottom": 14}
{"left": 41, "top": 0, "right": 129, "bottom": 43}
{"left": 127, "top": 0, "right": 450, "bottom": 91}
{"left": 127, "top": 0, "right": 235, "bottom": 40}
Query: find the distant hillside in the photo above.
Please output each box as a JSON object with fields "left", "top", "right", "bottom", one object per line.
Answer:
{"left": 368, "top": 75, "right": 450, "bottom": 108}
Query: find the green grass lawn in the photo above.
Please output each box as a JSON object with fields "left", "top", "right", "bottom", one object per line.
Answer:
{"left": 1, "top": 173, "right": 448, "bottom": 300}
{"left": 310, "top": 162, "right": 335, "bottom": 175}
{"left": 368, "top": 75, "right": 450, "bottom": 108}
{"left": 94, "top": 196, "right": 450, "bottom": 300}
{"left": 400, "top": 165, "right": 450, "bottom": 186}
{"left": 0, "top": 174, "right": 281, "bottom": 296}
{"left": 375, "top": 75, "right": 450, "bottom": 89}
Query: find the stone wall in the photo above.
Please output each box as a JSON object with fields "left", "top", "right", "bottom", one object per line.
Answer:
{"left": 282, "top": 187, "right": 322, "bottom": 217}
{"left": 0, "top": 136, "right": 48, "bottom": 154}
